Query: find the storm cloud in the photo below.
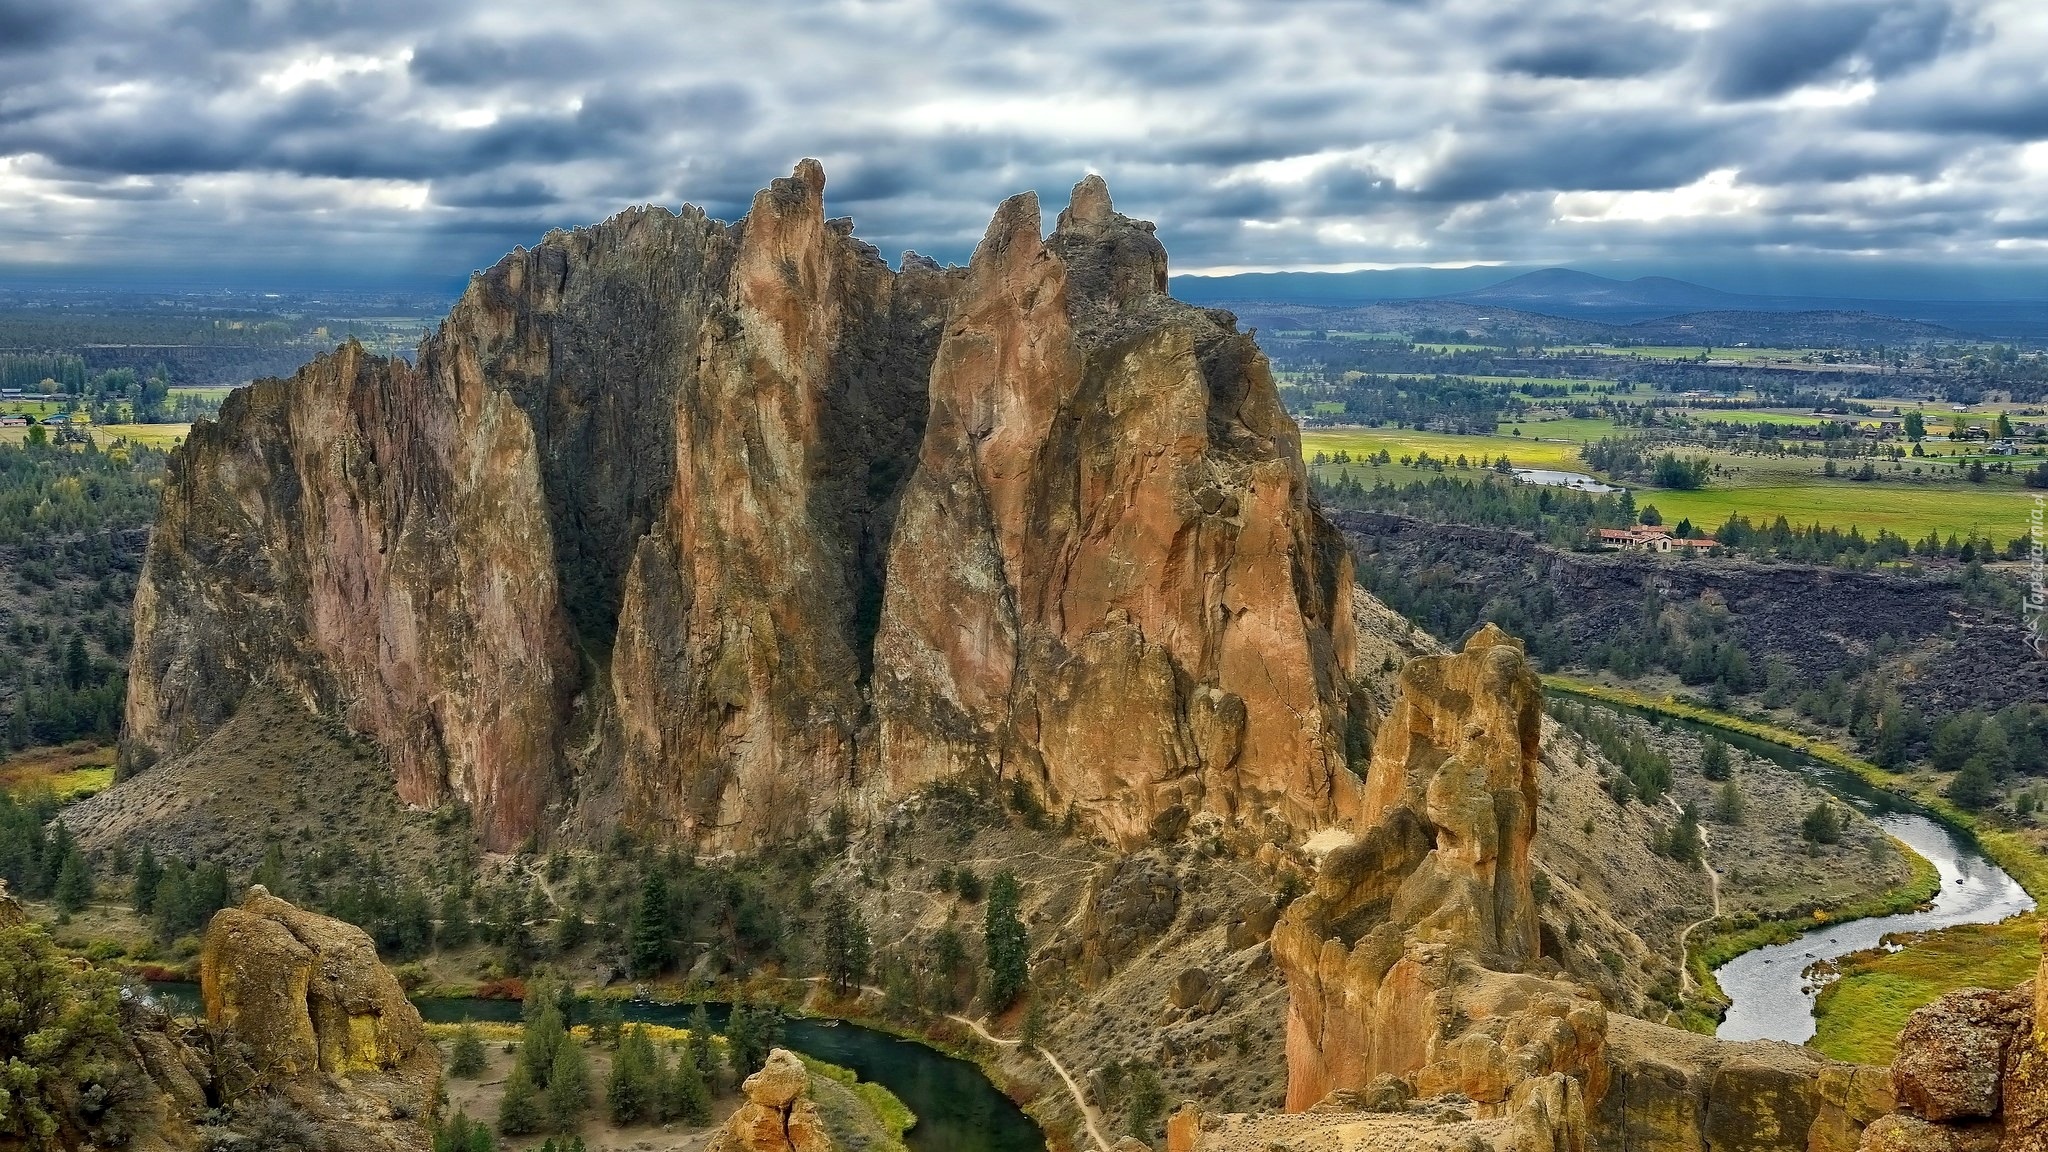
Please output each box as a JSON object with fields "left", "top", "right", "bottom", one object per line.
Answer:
{"left": 0, "top": 0, "right": 2044, "bottom": 283}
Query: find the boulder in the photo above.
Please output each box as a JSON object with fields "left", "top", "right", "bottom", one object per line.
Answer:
{"left": 0, "top": 878, "right": 23, "bottom": 928}
{"left": 1851, "top": 918, "right": 2048, "bottom": 1152}
{"left": 200, "top": 887, "right": 438, "bottom": 1151}
{"left": 1893, "top": 985, "right": 2029, "bottom": 1122}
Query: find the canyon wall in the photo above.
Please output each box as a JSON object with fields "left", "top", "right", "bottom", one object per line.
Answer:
{"left": 122, "top": 163, "right": 1375, "bottom": 852}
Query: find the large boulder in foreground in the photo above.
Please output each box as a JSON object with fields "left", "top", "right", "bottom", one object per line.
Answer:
{"left": 1852, "top": 917, "right": 2048, "bottom": 1152}
{"left": 201, "top": 887, "right": 438, "bottom": 1151}
{"left": 708, "top": 1049, "right": 838, "bottom": 1152}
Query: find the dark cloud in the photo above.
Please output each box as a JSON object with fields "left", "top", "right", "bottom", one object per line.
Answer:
{"left": 0, "top": 0, "right": 69, "bottom": 55}
{"left": 0, "top": 0, "right": 2037, "bottom": 280}
{"left": 1496, "top": 22, "right": 1691, "bottom": 79}
{"left": 1708, "top": 0, "right": 1955, "bottom": 99}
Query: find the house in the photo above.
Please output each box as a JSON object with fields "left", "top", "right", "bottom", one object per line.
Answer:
{"left": 0, "top": 416, "right": 25, "bottom": 427}
{"left": 1590, "top": 525, "right": 1714, "bottom": 554}
{"left": 1591, "top": 527, "right": 1673, "bottom": 552}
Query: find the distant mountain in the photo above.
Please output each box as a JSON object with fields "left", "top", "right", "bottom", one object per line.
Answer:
{"left": 1174, "top": 266, "right": 2048, "bottom": 339}
{"left": 1218, "top": 299, "right": 1960, "bottom": 348}
{"left": 1448, "top": 269, "right": 1750, "bottom": 314}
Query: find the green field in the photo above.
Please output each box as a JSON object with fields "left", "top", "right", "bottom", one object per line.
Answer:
{"left": 1550, "top": 344, "right": 1829, "bottom": 363}
{"left": 97, "top": 423, "right": 190, "bottom": 449}
{"left": 1302, "top": 425, "right": 2041, "bottom": 545}
{"left": 1812, "top": 914, "right": 2041, "bottom": 1065}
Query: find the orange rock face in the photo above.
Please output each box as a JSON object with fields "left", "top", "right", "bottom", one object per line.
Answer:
{"left": 1273, "top": 625, "right": 1576, "bottom": 1113}
{"left": 870, "top": 176, "right": 1369, "bottom": 847}
{"left": 125, "top": 341, "right": 574, "bottom": 849}
{"left": 123, "top": 163, "right": 1375, "bottom": 854}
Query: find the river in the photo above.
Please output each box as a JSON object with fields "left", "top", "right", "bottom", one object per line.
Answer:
{"left": 1590, "top": 704, "right": 2036, "bottom": 1045}
{"left": 148, "top": 986, "right": 1044, "bottom": 1152}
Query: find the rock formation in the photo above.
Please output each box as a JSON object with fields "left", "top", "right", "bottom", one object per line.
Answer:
{"left": 708, "top": 1049, "right": 839, "bottom": 1152}
{"left": 1273, "top": 625, "right": 1594, "bottom": 1114}
{"left": 119, "top": 162, "right": 1378, "bottom": 852}
{"left": 869, "top": 175, "right": 1368, "bottom": 846}
{"left": 201, "top": 886, "right": 439, "bottom": 1150}
{"left": 1252, "top": 624, "right": 1902, "bottom": 1152}
{"left": 1851, "top": 918, "right": 2048, "bottom": 1152}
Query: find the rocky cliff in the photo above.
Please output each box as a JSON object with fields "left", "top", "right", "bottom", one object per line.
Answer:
{"left": 870, "top": 175, "right": 1368, "bottom": 846}
{"left": 1240, "top": 625, "right": 1899, "bottom": 1152}
{"left": 120, "top": 163, "right": 1377, "bottom": 852}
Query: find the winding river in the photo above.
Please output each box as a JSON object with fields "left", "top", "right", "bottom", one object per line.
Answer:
{"left": 145, "top": 704, "right": 2028, "bottom": 1144}
{"left": 150, "top": 987, "right": 1044, "bottom": 1152}
{"left": 1598, "top": 706, "right": 2036, "bottom": 1045}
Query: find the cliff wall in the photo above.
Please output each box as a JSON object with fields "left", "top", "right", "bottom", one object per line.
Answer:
{"left": 121, "top": 164, "right": 1375, "bottom": 852}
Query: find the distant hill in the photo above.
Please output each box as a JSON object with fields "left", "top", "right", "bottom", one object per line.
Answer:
{"left": 1448, "top": 269, "right": 1752, "bottom": 317}
{"left": 1216, "top": 298, "right": 1960, "bottom": 347}
{"left": 1173, "top": 266, "right": 2048, "bottom": 339}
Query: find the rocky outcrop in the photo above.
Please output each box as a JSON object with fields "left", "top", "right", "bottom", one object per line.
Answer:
{"left": 707, "top": 1049, "right": 838, "bottom": 1152}
{"left": 121, "top": 163, "right": 1378, "bottom": 853}
{"left": 869, "top": 176, "right": 1369, "bottom": 846}
{"left": 1267, "top": 623, "right": 1903, "bottom": 1152}
{"left": 200, "top": 887, "right": 438, "bottom": 1151}
{"left": 0, "top": 877, "right": 22, "bottom": 928}
{"left": 1273, "top": 625, "right": 1591, "bottom": 1114}
{"left": 1850, "top": 918, "right": 2048, "bottom": 1152}
{"left": 1599, "top": 1017, "right": 1893, "bottom": 1152}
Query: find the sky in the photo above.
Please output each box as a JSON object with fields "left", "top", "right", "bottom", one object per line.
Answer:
{"left": 3, "top": 0, "right": 2047, "bottom": 295}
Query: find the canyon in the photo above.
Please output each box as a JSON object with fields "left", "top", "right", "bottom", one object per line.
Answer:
{"left": 58, "top": 165, "right": 2047, "bottom": 1152}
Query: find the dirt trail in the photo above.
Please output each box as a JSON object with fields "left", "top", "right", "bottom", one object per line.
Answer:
{"left": 946, "top": 1013, "right": 1112, "bottom": 1152}
{"left": 1668, "top": 795, "right": 1723, "bottom": 995}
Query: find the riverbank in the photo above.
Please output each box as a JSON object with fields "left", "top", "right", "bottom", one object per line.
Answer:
{"left": 1810, "top": 915, "right": 2043, "bottom": 1065}
{"left": 1679, "top": 843, "right": 1941, "bottom": 1032}
{"left": 1544, "top": 675, "right": 2048, "bottom": 899}
{"left": 1546, "top": 675, "right": 2046, "bottom": 1053}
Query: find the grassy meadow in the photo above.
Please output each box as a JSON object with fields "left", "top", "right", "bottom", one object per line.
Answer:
{"left": 1302, "top": 423, "right": 2044, "bottom": 545}
{"left": 1812, "top": 914, "right": 2042, "bottom": 1065}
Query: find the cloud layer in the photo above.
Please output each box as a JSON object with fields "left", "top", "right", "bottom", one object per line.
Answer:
{"left": 2, "top": 0, "right": 2046, "bottom": 283}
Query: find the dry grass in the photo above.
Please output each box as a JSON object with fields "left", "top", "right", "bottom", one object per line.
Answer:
{"left": 0, "top": 741, "right": 117, "bottom": 799}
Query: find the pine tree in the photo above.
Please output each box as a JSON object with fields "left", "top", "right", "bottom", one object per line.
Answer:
{"left": 665, "top": 1042, "right": 713, "bottom": 1124}
{"left": 131, "top": 843, "right": 161, "bottom": 914}
{"left": 543, "top": 1038, "right": 589, "bottom": 1133}
{"left": 438, "top": 888, "right": 474, "bottom": 949}
{"left": 983, "top": 870, "right": 1029, "bottom": 1011}
{"left": 629, "top": 871, "right": 670, "bottom": 978}
{"left": 1946, "top": 758, "right": 1998, "bottom": 811}
{"left": 1713, "top": 780, "right": 1746, "bottom": 825}
{"left": 497, "top": 1060, "right": 543, "bottom": 1135}
{"left": 820, "top": 891, "right": 871, "bottom": 995}
{"left": 251, "top": 842, "right": 286, "bottom": 894}
{"left": 1699, "top": 739, "right": 1731, "bottom": 781}
{"left": 688, "top": 1003, "right": 718, "bottom": 1083}
{"left": 449, "top": 1020, "right": 488, "bottom": 1078}
{"left": 54, "top": 846, "right": 92, "bottom": 913}
{"left": 606, "top": 1025, "right": 653, "bottom": 1124}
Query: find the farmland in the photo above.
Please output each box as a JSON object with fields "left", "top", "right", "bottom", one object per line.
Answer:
{"left": 1302, "top": 423, "right": 2043, "bottom": 546}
